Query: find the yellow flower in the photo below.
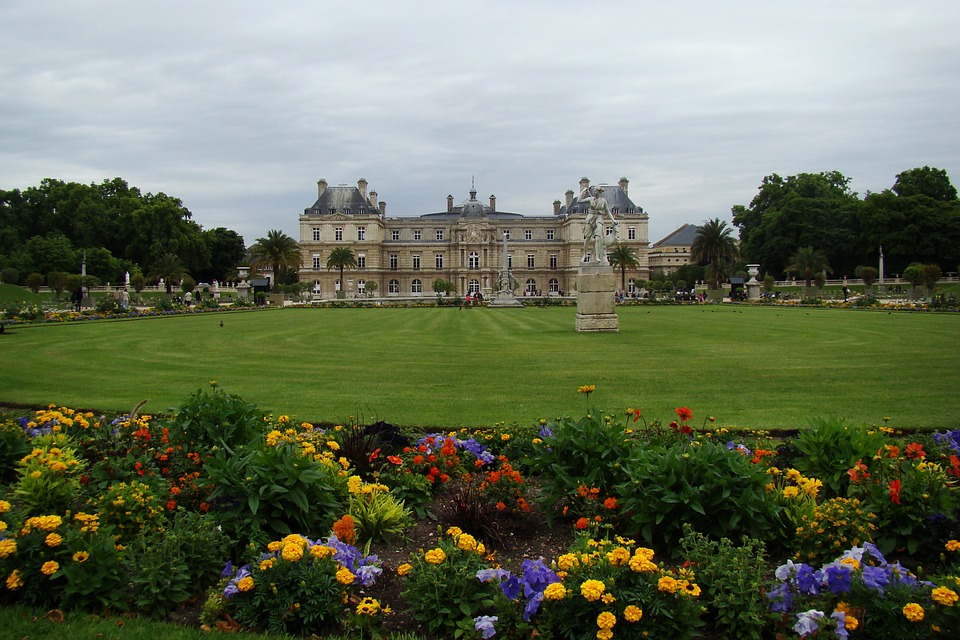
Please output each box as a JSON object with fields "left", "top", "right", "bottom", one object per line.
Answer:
{"left": 658, "top": 576, "right": 679, "bottom": 593}
{"left": 580, "top": 579, "right": 606, "bottom": 602}
{"left": 781, "top": 486, "right": 800, "bottom": 499}
{"left": 597, "top": 611, "right": 616, "bottom": 629}
{"left": 310, "top": 545, "right": 334, "bottom": 559}
{"left": 41, "top": 561, "right": 59, "bottom": 576}
{"left": 336, "top": 566, "right": 356, "bottom": 585}
{"left": 578, "top": 385, "right": 596, "bottom": 394}
{"left": 607, "top": 547, "right": 631, "bottom": 566}
{"left": 932, "top": 587, "right": 959, "bottom": 606}
{"left": 544, "top": 583, "right": 567, "bottom": 600}
{"left": 0, "top": 500, "right": 10, "bottom": 513}
{"left": 457, "top": 533, "right": 478, "bottom": 552}
{"left": 557, "top": 553, "right": 580, "bottom": 571}
{"left": 356, "top": 597, "right": 381, "bottom": 616}
{"left": 6, "top": 569, "right": 24, "bottom": 590}
{"left": 72, "top": 551, "right": 89, "bottom": 563}
{"left": 424, "top": 548, "right": 446, "bottom": 565}
{"left": 259, "top": 558, "right": 276, "bottom": 571}
{"left": 902, "top": 602, "right": 924, "bottom": 622}
{"left": 946, "top": 540, "right": 960, "bottom": 553}
{"left": 0, "top": 539, "right": 16, "bottom": 559}
{"left": 281, "top": 543, "right": 304, "bottom": 562}
{"left": 237, "top": 576, "right": 254, "bottom": 592}
{"left": 397, "top": 563, "right": 413, "bottom": 576}
{"left": 446, "top": 526, "right": 463, "bottom": 537}
{"left": 45, "top": 533, "right": 63, "bottom": 548}
{"left": 601, "top": 593, "right": 616, "bottom": 604}
{"left": 623, "top": 605, "right": 643, "bottom": 622}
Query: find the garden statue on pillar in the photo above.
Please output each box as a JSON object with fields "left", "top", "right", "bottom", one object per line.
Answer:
{"left": 489, "top": 231, "right": 522, "bottom": 307}
{"left": 575, "top": 182, "right": 619, "bottom": 332}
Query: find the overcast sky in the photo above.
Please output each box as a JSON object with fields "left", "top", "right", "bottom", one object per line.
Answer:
{"left": 2, "top": 1, "right": 958, "bottom": 246}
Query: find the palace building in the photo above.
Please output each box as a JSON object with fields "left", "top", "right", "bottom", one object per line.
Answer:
{"left": 297, "top": 177, "right": 650, "bottom": 299}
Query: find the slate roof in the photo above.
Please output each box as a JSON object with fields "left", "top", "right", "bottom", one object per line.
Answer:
{"left": 557, "top": 182, "right": 644, "bottom": 216}
{"left": 307, "top": 185, "right": 380, "bottom": 215}
{"left": 651, "top": 223, "right": 699, "bottom": 248}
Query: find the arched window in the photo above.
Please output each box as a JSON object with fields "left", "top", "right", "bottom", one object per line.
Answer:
{"left": 468, "top": 279, "right": 480, "bottom": 293}
{"left": 357, "top": 279, "right": 365, "bottom": 294}
{"left": 388, "top": 279, "right": 400, "bottom": 294}
{"left": 526, "top": 278, "right": 537, "bottom": 294}
{"left": 313, "top": 280, "right": 321, "bottom": 293}
{"left": 548, "top": 278, "right": 559, "bottom": 293}
{"left": 628, "top": 278, "right": 636, "bottom": 293}
{"left": 469, "top": 252, "right": 479, "bottom": 269}
{"left": 411, "top": 279, "right": 422, "bottom": 294}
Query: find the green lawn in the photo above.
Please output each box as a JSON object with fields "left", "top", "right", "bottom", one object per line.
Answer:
{"left": 1, "top": 305, "right": 958, "bottom": 430}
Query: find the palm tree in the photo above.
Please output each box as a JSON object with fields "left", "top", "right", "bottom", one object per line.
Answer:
{"left": 608, "top": 244, "right": 640, "bottom": 292}
{"left": 326, "top": 247, "right": 357, "bottom": 298}
{"left": 785, "top": 246, "right": 832, "bottom": 289}
{"left": 690, "top": 218, "right": 740, "bottom": 290}
{"left": 250, "top": 230, "right": 301, "bottom": 291}
{"left": 148, "top": 253, "right": 187, "bottom": 294}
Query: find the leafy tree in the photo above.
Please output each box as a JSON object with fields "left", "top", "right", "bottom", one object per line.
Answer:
{"left": 250, "top": 230, "right": 301, "bottom": 291}
{"left": 785, "top": 246, "right": 832, "bottom": 289}
{"left": 25, "top": 272, "right": 44, "bottom": 293}
{"left": 201, "top": 227, "right": 246, "bottom": 283}
{"left": 902, "top": 263, "right": 924, "bottom": 288}
{"left": 608, "top": 244, "right": 640, "bottom": 292}
{"left": 325, "top": 246, "right": 357, "bottom": 297}
{"left": 432, "top": 278, "right": 455, "bottom": 295}
{"left": 893, "top": 166, "right": 958, "bottom": 201}
{"left": 13, "top": 233, "right": 77, "bottom": 276}
{"left": 47, "top": 271, "right": 69, "bottom": 299}
{"left": 148, "top": 253, "right": 188, "bottom": 294}
{"left": 854, "top": 266, "right": 878, "bottom": 288}
{"left": 691, "top": 218, "right": 740, "bottom": 290}
{"left": 732, "top": 171, "right": 861, "bottom": 277}
{"left": 922, "top": 264, "right": 942, "bottom": 292}
{"left": 673, "top": 263, "right": 706, "bottom": 288}
{"left": 130, "top": 272, "right": 146, "bottom": 293}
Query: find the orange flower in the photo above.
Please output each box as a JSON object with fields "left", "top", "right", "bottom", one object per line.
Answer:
{"left": 576, "top": 517, "right": 589, "bottom": 530}
{"left": 604, "top": 497, "right": 618, "bottom": 510}
{"left": 905, "top": 442, "right": 926, "bottom": 459}
{"left": 889, "top": 479, "right": 902, "bottom": 505}
{"left": 674, "top": 406, "right": 694, "bottom": 422}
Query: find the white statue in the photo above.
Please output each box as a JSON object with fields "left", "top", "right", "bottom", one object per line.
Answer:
{"left": 579, "top": 186, "right": 619, "bottom": 264}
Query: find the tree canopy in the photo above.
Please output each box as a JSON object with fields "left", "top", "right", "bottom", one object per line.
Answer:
{"left": 691, "top": 218, "right": 740, "bottom": 290}
{"left": 250, "top": 230, "right": 301, "bottom": 290}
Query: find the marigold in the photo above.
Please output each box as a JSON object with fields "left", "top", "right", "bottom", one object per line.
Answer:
{"left": 281, "top": 542, "right": 304, "bottom": 562}
{"left": 336, "top": 566, "right": 356, "bottom": 585}
{"left": 946, "top": 540, "right": 960, "bottom": 552}
{"left": 902, "top": 602, "right": 924, "bottom": 622}
{"left": 597, "top": 611, "right": 616, "bottom": 629}
{"left": 0, "top": 539, "right": 15, "bottom": 559}
{"left": 0, "top": 500, "right": 10, "bottom": 513}
{"left": 581, "top": 579, "right": 606, "bottom": 602}
{"left": 6, "top": 570, "right": 23, "bottom": 590}
{"left": 576, "top": 517, "right": 590, "bottom": 530}
{"left": 932, "top": 587, "right": 959, "bottom": 606}
{"left": 40, "top": 561, "right": 59, "bottom": 576}
{"left": 658, "top": 575, "right": 679, "bottom": 593}
{"left": 310, "top": 545, "right": 334, "bottom": 559}
{"left": 607, "top": 547, "right": 631, "bottom": 566}
{"left": 237, "top": 576, "right": 254, "bottom": 592}
{"left": 544, "top": 583, "right": 567, "bottom": 600}
{"left": 397, "top": 563, "right": 413, "bottom": 576}
{"left": 557, "top": 553, "right": 580, "bottom": 571}
{"left": 457, "top": 533, "right": 478, "bottom": 552}
{"left": 623, "top": 605, "right": 643, "bottom": 622}
{"left": 597, "top": 630, "right": 612, "bottom": 640}
{"left": 424, "top": 548, "right": 446, "bottom": 565}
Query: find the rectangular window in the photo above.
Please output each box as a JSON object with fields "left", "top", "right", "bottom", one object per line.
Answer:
{"left": 391, "top": 230, "right": 400, "bottom": 241}
{"left": 436, "top": 229, "right": 444, "bottom": 241}
{"left": 508, "top": 254, "right": 512, "bottom": 269}
{"left": 546, "top": 229, "right": 554, "bottom": 240}
{"left": 357, "top": 226, "right": 366, "bottom": 241}
{"left": 628, "top": 226, "right": 636, "bottom": 240}
{"left": 503, "top": 230, "right": 510, "bottom": 241}
{"left": 335, "top": 227, "right": 343, "bottom": 242}
{"left": 390, "top": 254, "right": 398, "bottom": 270}
{"left": 527, "top": 254, "right": 535, "bottom": 269}
{"left": 357, "top": 255, "right": 366, "bottom": 269}
{"left": 414, "top": 229, "right": 422, "bottom": 241}
{"left": 412, "top": 254, "right": 421, "bottom": 270}
{"left": 312, "top": 227, "right": 320, "bottom": 242}
{"left": 312, "top": 255, "right": 321, "bottom": 270}
{"left": 550, "top": 254, "right": 558, "bottom": 269}
{"left": 524, "top": 229, "right": 532, "bottom": 241}
{"left": 435, "top": 254, "right": 443, "bottom": 269}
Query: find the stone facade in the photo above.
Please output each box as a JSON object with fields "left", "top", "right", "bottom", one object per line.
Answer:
{"left": 298, "top": 177, "right": 650, "bottom": 299}
{"left": 648, "top": 223, "right": 698, "bottom": 275}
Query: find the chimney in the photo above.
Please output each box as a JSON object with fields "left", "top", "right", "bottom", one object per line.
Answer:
{"left": 447, "top": 195, "right": 454, "bottom": 212}
{"left": 619, "top": 177, "right": 629, "bottom": 195}
{"left": 553, "top": 199, "right": 561, "bottom": 215}
{"left": 379, "top": 201, "right": 386, "bottom": 215}
{"left": 369, "top": 190, "right": 378, "bottom": 207}
{"left": 357, "top": 178, "right": 368, "bottom": 201}
{"left": 489, "top": 194, "right": 496, "bottom": 211}
{"left": 565, "top": 189, "right": 575, "bottom": 209}
{"left": 317, "top": 179, "right": 328, "bottom": 198}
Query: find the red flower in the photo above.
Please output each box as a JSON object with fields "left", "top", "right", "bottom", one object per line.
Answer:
{"left": 166, "top": 499, "right": 177, "bottom": 510}
{"left": 905, "top": 442, "right": 926, "bottom": 459}
{"left": 575, "top": 518, "right": 589, "bottom": 530}
{"left": 669, "top": 421, "right": 679, "bottom": 430}
{"left": 847, "top": 460, "right": 870, "bottom": 483}
{"left": 603, "top": 497, "right": 618, "bottom": 510}
{"left": 675, "top": 406, "right": 694, "bottom": 422}
{"left": 889, "top": 479, "right": 902, "bottom": 505}
{"left": 949, "top": 455, "right": 960, "bottom": 478}
{"left": 387, "top": 455, "right": 403, "bottom": 465}
{"left": 680, "top": 424, "right": 693, "bottom": 435}
{"left": 886, "top": 445, "right": 901, "bottom": 459}
{"left": 633, "top": 408, "right": 641, "bottom": 423}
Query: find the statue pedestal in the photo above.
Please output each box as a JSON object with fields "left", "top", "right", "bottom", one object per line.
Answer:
{"left": 488, "top": 291, "right": 522, "bottom": 307}
{"left": 576, "top": 264, "right": 619, "bottom": 332}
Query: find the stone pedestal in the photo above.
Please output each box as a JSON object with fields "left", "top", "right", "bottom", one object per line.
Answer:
{"left": 746, "top": 264, "right": 761, "bottom": 301}
{"left": 488, "top": 291, "right": 522, "bottom": 307}
{"left": 576, "top": 264, "right": 618, "bottom": 332}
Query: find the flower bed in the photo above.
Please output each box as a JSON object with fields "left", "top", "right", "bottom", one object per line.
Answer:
{"left": 2, "top": 387, "right": 960, "bottom": 638}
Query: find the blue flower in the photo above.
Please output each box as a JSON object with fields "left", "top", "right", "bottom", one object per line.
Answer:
{"left": 795, "top": 564, "right": 822, "bottom": 595}
{"left": 474, "top": 615, "right": 498, "bottom": 639}
{"left": 861, "top": 565, "right": 889, "bottom": 593}
{"left": 767, "top": 582, "right": 794, "bottom": 613}
{"left": 477, "top": 568, "right": 511, "bottom": 584}
{"left": 831, "top": 610, "right": 849, "bottom": 640}
{"left": 823, "top": 563, "right": 852, "bottom": 595}
{"left": 523, "top": 591, "right": 545, "bottom": 621}
{"left": 793, "top": 609, "right": 824, "bottom": 637}
{"left": 538, "top": 424, "right": 553, "bottom": 438}
{"left": 501, "top": 574, "right": 522, "bottom": 600}
{"left": 519, "top": 558, "right": 559, "bottom": 596}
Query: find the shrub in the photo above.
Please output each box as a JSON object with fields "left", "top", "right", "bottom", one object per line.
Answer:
{"left": 346, "top": 478, "right": 411, "bottom": 554}
{"left": 0, "top": 417, "right": 31, "bottom": 484}
{"left": 170, "top": 384, "right": 265, "bottom": 451}
{"left": 793, "top": 497, "right": 877, "bottom": 564}
{"left": 13, "top": 435, "right": 87, "bottom": 516}
{"left": 793, "top": 417, "right": 886, "bottom": 497}
{"left": 90, "top": 480, "right": 165, "bottom": 543}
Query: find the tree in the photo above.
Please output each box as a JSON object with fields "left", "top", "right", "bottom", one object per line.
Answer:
{"left": 325, "top": 247, "right": 357, "bottom": 298}
{"left": 47, "top": 271, "right": 69, "bottom": 299}
{"left": 130, "top": 272, "right": 146, "bottom": 293}
{"left": 148, "top": 253, "right": 188, "bottom": 294}
{"left": 691, "top": 218, "right": 740, "bottom": 290}
{"left": 608, "top": 244, "right": 640, "bottom": 292}
{"left": 201, "top": 227, "right": 246, "bottom": 283}
{"left": 250, "top": 230, "right": 301, "bottom": 291}
{"left": 903, "top": 263, "right": 924, "bottom": 289}
{"left": 785, "top": 246, "right": 832, "bottom": 289}
{"left": 854, "top": 266, "right": 878, "bottom": 288}
{"left": 25, "top": 272, "right": 44, "bottom": 293}
{"left": 893, "top": 166, "right": 958, "bottom": 201}
{"left": 922, "top": 264, "right": 942, "bottom": 293}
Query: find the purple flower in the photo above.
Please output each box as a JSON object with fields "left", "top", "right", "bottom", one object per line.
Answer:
{"left": 861, "top": 565, "right": 889, "bottom": 593}
{"left": 477, "top": 568, "right": 511, "bottom": 584}
{"left": 356, "top": 563, "right": 382, "bottom": 587}
{"left": 523, "top": 591, "right": 545, "bottom": 621}
{"left": 538, "top": 423, "right": 553, "bottom": 438}
{"left": 767, "top": 582, "right": 794, "bottom": 613}
{"left": 520, "top": 558, "right": 559, "bottom": 596}
{"left": 474, "top": 615, "right": 498, "bottom": 639}
{"left": 793, "top": 609, "right": 825, "bottom": 637}
{"left": 831, "top": 610, "right": 849, "bottom": 640}
{"left": 795, "top": 564, "right": 822, "bottom": 595}
{"left": 501, "top": 574, "right": 522, "bottom": 600}
{"left": 823, "top": 564, "right": 852, "bottom": 595}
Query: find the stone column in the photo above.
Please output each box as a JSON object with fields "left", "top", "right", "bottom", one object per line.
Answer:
{"left": 576, "top": 264, "right": 619, "bottom": 332}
